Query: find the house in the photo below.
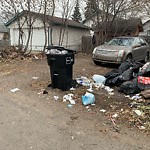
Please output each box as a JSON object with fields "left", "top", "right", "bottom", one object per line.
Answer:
{"left": 92, "top": 18, "right": 143, "bottom": 45}
{"left": 6, "top": 11, "right": 90, "bottom": 51}
{"left": 139, "top": 19, "right": 150, "bottom": 44}
{"left": 139, "top": 19, "right": 150, "bottom": 36}
{"left": 0, "top": 18, "right": 9, "bottom": 46}
{"left": 82, "top": 10, "right": 114, "bottom": 28}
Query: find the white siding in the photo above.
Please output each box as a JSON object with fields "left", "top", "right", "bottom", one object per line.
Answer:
{"left": 7, "top": 16, "right": 90, "bottom": 51}
{"left": 52, "top": 26, "right": 89, "bottom": 51}
{"left": 0, "top": 33, "right": 4, "bottom": 40}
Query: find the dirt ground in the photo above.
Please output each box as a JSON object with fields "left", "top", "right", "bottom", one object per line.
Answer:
{"left": 0, "top": 53, "right": 150, "bottom": 150}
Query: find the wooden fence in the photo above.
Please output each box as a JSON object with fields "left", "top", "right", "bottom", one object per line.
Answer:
{"left": 81, "top": 36, "right": 94, "bottom": 54}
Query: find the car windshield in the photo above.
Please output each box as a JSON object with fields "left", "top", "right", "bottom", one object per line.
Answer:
{"left": 108, "top": 38, "right": 134, "bottom": 46}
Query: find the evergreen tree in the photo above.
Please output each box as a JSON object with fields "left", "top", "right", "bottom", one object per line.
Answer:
{"left": 84, "top": 0, "right": 98, "bottom": 19}
{"left": 72, "top": 0, "right": 82, "bottom": 22}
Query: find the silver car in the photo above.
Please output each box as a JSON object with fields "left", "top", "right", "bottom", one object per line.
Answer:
{"left": 92, "top": 36, "right": 150, "bottom": 64}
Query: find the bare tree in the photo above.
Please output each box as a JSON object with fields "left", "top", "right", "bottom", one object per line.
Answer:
{"left": 85, "top": 0, "right": 142, "bottom": 44}
{"left": 56, "top": 0, "right": 76, "bottom": 46}
{"left": 41, "top": 0, "right": 55, "bottom": 52}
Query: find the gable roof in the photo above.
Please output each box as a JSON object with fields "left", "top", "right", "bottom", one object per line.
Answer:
{"left": 6, "top": 10, "right": 90, "bottom": 30}
{"left": 93, "top": 18, "right": 143, "bottom": 33}
{"left": 143, "top": 19, "right": 150, "bottom": 26}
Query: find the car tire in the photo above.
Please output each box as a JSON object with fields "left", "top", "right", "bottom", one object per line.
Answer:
{"left": 125, "top": 54, "right": 132, "bottom": 61}
{"left": 93, "top": 60, "right": 101, "bottom": 65}
{"left": 144, "top": 52, "right": 149, "bottom": 63}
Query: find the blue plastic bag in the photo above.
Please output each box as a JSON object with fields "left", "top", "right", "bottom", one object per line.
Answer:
{"left": 82, "top": 92, "right": 95, "bottom": 106}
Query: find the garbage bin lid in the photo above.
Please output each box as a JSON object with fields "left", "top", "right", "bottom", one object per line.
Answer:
{"left": 46, "top": 45, "right": 64, "bottom": 50}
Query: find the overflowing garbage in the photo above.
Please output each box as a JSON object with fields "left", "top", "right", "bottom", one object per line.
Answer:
{"left": 37, "top": 58, "right": 150, "bottom": 132}
{"left": 104, "top": 60, "right": 150, "bottom": 95}
{"left": 103, "top": 60, "right": 150, "bottom": 132}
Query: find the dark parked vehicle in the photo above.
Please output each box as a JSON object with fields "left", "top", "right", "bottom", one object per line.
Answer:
{"left": 92, "top": 36, "right": 150, "bottom": 65}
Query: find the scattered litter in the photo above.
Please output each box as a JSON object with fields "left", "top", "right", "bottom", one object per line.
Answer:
{"left": 71, "top": 136, "right": 74, "bottom": 140}
{"left": 33, "top": 55, "right": 39, "bottom": 59}
{"left": 85, "top": 106, "right": 90, "bottom": 109}
{"left": 68, "top": 104, "right": 73, "bottom": 108}
{"left": 100, "top": 109, "right": 106, "bottom": 113}
{"left": 54, "top": 96, "right": 59, "bottom": 101}
{"left": 112, "top": 113, "right": 118, "bottom": 118}
{"left": 105, "top": 86, "right": 114, "bottom": 93}
{"left": 63, "top": 94, "right": 76, "bottom": 104}
{"left": 131, "top": 95, "right": 142, "bottom": 100}
{"left": 87, "top": 108, "right": 91, "bottom": 112}
{"left": 32, "top": 77, "right": 39, "bottom": 80}
{"left": 92, "top": 74, "right": 106, "bottom": 84}
{"left": 82, "top": 92, "right": 95, "bottom": 106}
{"left": 70, "top": 87, "right": 75, "bottom": 91}
{"left": 104, "top": 86, "right": 114, "bottom": 95}
{"left": 76, "top": 76, "right": 91, "bottom": 86}
{"left": 69, "top": 99, "right": 76, "bottom": 105}
{"left": 87, "top": 84, "right": 93, "bottom": 92}
{"left": 108, "top": 92, "right": 114, "bottom": 95}
{"left": 139, "top": 126, "right": 146, "bottom": 130}
{"left": 125, "top": 95, "right": 130, "bottom": 98}
{"left": 109, "top": 116, "right": 117, "bottom": 126}
{"left": 134, "top": 110, "right": 142, "bottom": 116}
{"left": 38, "top": 91, "right": 43, "bottom": 95}
{"left": 10, "top": 88, "right": 20, "bottom": 93}
{"left": 91, "top": 103, "right": 95, "bottom": 106}
{"left": 93, "top": 82, "right": 104, "bottom": 89}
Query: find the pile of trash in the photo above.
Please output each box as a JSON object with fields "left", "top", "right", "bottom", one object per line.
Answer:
{"left": 42, "top": 60, "right": 150, "bottom": 132}
{"left": 73, "top": 60, "right": 150, "bottom": 132}
{"left": 122, "top": 94, "right": 150, "bottom": 132}
{"left": 104, "top": 60, "right": 150, "bottom": 97}
{"left": 102, "top": 60, "right": 150, "bottom": 132}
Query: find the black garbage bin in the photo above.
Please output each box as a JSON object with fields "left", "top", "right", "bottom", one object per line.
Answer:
{"left": 46, "top": 46, "right": 76, "bottom": 91}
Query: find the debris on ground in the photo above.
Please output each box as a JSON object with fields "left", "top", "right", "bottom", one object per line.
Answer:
{"left": 82, "top": 92, "right": 95, "bottom": 106}
{"left": 32, "top": 77, "right": 39, "bottom": 80}
{"left": 100, "top": 109, "right": 107, "bottom": 113}
{"left": 63, "top": 94, "right": 76, "bottom": 105}
{"left": 10, "top": 88, "right": 20, "bottom": 93}
{"left": 53, "top": 96, "right": 59, "bottom": 101}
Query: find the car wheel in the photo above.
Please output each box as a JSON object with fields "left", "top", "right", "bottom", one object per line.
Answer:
{"left": 144, "top": 52, "right": 149, "bottom": 63}
{"left": 93, "top": 60, "right": 101, "bottom": 65}
{"left": 125, "top": 54, "right": 132, "bottom": 61}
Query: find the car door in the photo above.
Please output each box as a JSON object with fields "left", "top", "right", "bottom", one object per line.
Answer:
{"left": 132, "top": 37, "right": 142, "bottom": 61}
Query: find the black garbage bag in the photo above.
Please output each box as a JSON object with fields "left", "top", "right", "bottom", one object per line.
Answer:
{"left": 137, "top": 76, "right": 150, "bottom": 90}
{"left": 132, "top": 61, "right": 143, "bottom": 77}
{"left": 118, "top": 78, "right": 141, "bottom": 95}
{"left": 118, "top": 68, "right": 133, "bottom": 82}
{"left": 105, "top": 72, "right": 120, "bottom": 86}
{"left": 104, "top": 69, "right": 118, "bottom": 78}
{"left": 118, "top": 60, "right": 134, "bottom": 74}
